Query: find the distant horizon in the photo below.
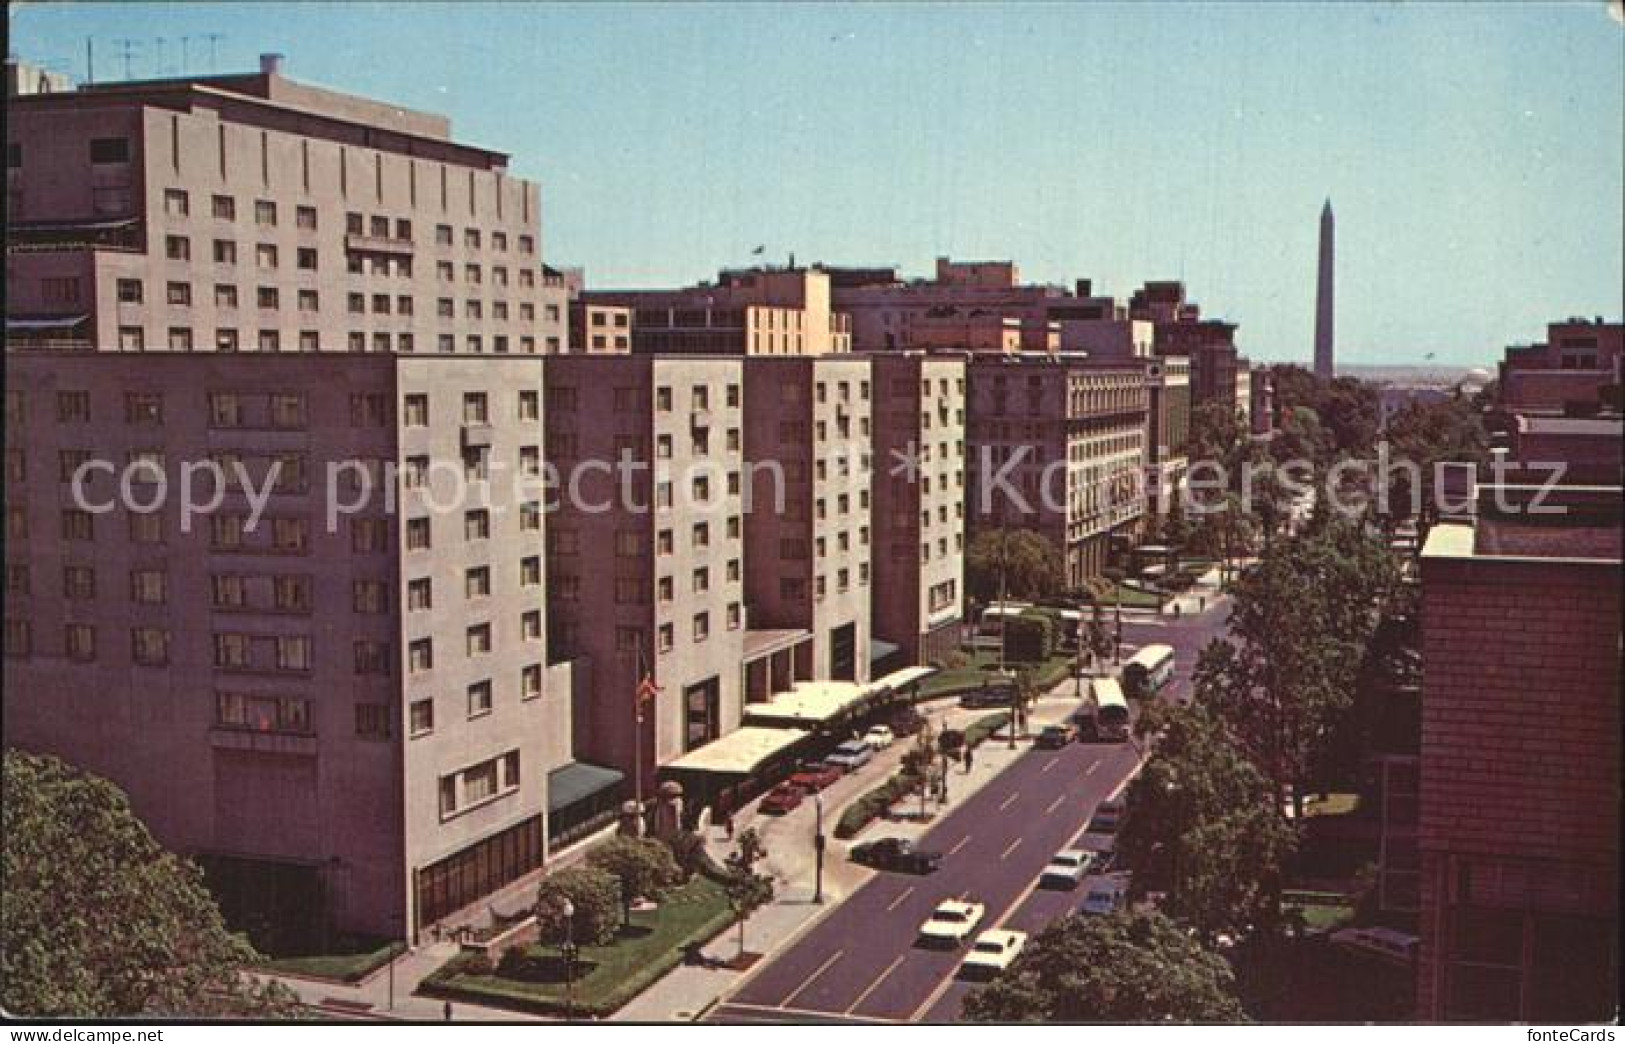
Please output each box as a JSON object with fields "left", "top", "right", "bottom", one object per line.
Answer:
{"left": 10, "top": 2, "right": 1622, "bottom": 368}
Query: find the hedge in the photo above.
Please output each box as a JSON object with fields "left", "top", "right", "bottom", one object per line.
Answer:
{"left": 833, "top": 770, "right": 922, "bottom": 840}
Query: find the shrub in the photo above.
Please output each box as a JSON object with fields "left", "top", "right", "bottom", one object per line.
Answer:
{"left": 664, "top": 830, "right": 727, "bottom": 883}
{"left": 941, "top": 649, "right": 971, "bottom": 670}
{"left": 534, "top": 865, "right": 621, "bottom": 946}
{"left": 588, "top": 836, "right": 683, "bottom": 921}
{"left": 834, "top": 770, "right": 922, "bottom": 839}
{"left": 963, "top": 712, "right": 1012, "bottom": 749}
{"left": 1005, "top": 613, "right": 1054, "bottom": 662}
{"left": 461, "top": 952, "right": 494, "bottom": 977}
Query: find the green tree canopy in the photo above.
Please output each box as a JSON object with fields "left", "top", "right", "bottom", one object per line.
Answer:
{"left": 588, "top": 835, "right": 684, "bottom": 926}
{"left": 1, "top": 749, "right": 300, "bottom": 1018}
{"left": 1116, "top": 706, "right": 1298, "bottom": 943}
{"left": 722, "top": 828, "right": 774, "bottom": 958}
{"left": 965, "top": 528, "right": 1066, "bottom": 604}
{"left": 534, "top": 865, "right": 622, "bottom": 946}
{"left": 962, "top": 910, "right": 1246, "bottom": 1022}
{"left": 1195, "top": 518, "right": 1399, "bottom": 816}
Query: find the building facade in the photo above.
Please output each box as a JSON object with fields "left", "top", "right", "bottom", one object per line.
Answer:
{"left": 585, "top": 266, "right": 852, "bottom": 357}
{"left": 966, "top": 357, "right": 1148, "bottom": 586}
{"left": 1415, "top": 485, "right": 1620, "bottom": 1021}
{"left": 869, "top": 354, "right": 967, "bottom": 666}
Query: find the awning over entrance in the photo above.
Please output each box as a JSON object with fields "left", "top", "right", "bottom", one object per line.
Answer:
{"left": 547, "top": 761, "right": 625, "bottom": 812}
{"left": 870, "top": 665, "right": 938, "bottom": 692}
{"left": 870, "top": 637, "right": 901, "bottom": 664}
{"left": 744, "top": 680, "right": 874, "bottom": 729}
{"left": 6, "top": 315, "right": 89, "bottom": 330}
{"left": 664, "top": 726, "right": 811, "bottom": 776}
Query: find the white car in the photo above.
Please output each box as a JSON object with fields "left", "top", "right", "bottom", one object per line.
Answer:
{"left": 1040, "top": 848, "right": 1093, "bottom": 889}
{"left": 862, "top": 725, "right": 895, "bottom": 750}
{"left": 918, "top": 898, "right": 986, "bottom": 945}
{"left": 961, "top": 929, "right": 1027, "bottom": 977}
{"left": 1080, "top": 874, "right": 1129, "bottom": 915}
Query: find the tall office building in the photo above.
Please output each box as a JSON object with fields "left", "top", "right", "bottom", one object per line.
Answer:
{"left": 1314, "top": 199, "right": 1335, "bottom": 379}
{"left": 3, "top": 60, "right": 585, "bottom": 943}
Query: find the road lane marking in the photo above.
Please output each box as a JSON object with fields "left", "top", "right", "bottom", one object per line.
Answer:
{"left": 845, "top": 953, "right": 907, "bottom": 1015}
{"left": 1000, "top": 837, "right": 1022, "bottom": 861}
{"left": 1044, "top": 793, "right": 1067, "bottom": 815}
{"left": 886, "top": 885, "right": 916, "bottom": 912}
{"left": 947, "top": 836, "right": 971, "bottom": 856}
{"left": 781, "top": 948, "right": 845, "bottom": 1009}
{"left": 717, "top": 1000, "right": 900, "bottom": 1024}
{"left": 1040, "top": 758, "right": 1058, "bottom": 774}
{"left": 998, "top": 792, "right": 1019, "bottom": 811}
{"left": 1084, "top": 762, "right": 1099, "bottom": 777}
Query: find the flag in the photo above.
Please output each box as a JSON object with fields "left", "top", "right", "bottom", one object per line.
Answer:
{"left": 636, "top": 674, "right": 661, "bottom": 723}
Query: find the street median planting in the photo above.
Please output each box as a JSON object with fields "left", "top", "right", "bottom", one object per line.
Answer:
{"left": 833, "top": 769, "right": 923, "bottom": 840}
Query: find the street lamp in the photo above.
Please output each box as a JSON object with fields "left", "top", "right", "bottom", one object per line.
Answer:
{"left": 813, "top": 792, "right": 826, "bottom": 904}
{"left": 559, "top": 897, "right": 577, "bottom": 1021}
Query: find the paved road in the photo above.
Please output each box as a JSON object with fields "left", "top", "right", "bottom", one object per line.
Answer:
{"left": 710, "top": 602, "right": 1229, "bottom": 1025}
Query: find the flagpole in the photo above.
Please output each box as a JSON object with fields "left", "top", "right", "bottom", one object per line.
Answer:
{"left": 633, "top": 645, "right": 645, "bottom": 824}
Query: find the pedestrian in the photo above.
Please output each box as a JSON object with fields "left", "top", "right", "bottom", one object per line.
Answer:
{"left": 722, "top": 812, "right": 735, "bottom": 841}
{"left": 443, "top": 1001, "right": 453, "bottom": 1022}
{"left": 1198, "top": 596, "right": 1206, "bottom": 613}
{"left": 963, "top": 746, "right": 974, "bottom": 774}
{"left": 1173, "top": 603, "right": 1182, "bottom": 619}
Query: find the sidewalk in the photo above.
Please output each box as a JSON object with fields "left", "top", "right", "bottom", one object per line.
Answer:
{"left": 263, "top": 939, "right": 546, "bottom": 1022}
{"left": 613, "top": 677, "right": 1092, "bottom": 1022}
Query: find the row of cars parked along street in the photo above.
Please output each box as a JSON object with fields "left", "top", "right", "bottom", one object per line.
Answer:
{"left": 755, "top": 708, "right": 924, "bottom": 816}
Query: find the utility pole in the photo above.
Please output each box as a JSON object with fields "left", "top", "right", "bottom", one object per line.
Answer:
{"left": 812, "top": 793, "right": 825, "bottom": 904}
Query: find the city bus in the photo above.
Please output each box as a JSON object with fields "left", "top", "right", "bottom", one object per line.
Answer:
{"left": 974, "top": 603, "right": 1031, "bottom": 647}
{"left": 1122, "top": 643, "right": 1176, "bottom": 699}
{"left": 1089, "top": 678, "right": 1131, "bottom": 741}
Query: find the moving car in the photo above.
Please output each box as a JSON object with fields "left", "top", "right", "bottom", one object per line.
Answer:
{"left": 758, "top": 783, "right": 805, "bottom": 816}
{"left": 863, "top": 725, "right": 896, "bottom": 750}
{"left": 789, "top": 762, "right": 843, "bottom": 792}
{"left": 960, "top": 929, "right": 1028, "bottom": 978}
{"left": 1039, "top": 848, "right": 1094, "bottom": 888}
{"left": 918, "top": 898, "right": 986, "bottom": 946}
{"left": 849, "top": 837, "right": 943, "bottom": 874}
{"left": 1035, "top": 723, "right": 1079, "bottom": 749}
{"left": 1080, "top": 873, "right": 1130, "bottom": 915}
{"left": 824, "top": 740, "right": 874, "bottom": 771}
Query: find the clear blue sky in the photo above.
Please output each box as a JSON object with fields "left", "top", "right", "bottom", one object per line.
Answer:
{"left": 11, "top": 1, "right": 1623, "bottom": 366}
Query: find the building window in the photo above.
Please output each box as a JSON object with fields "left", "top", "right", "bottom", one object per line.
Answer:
{"left": 116, "top": 279, "right": 143, "bottom": 304}
{"left": 521, "top": 557, "right": 542, "bottom": 586}
{"left": 466, "top": 623, "right": 492, "bottom": 657}
{"left": 408, "top": 577, "right": 433, "bottom": 611}
{"left": 521, "top": 664, "right": 542, "bottom": 700}
{"left": 61, "top": 509, "right": 94, "bottom": 542}
{"left": 132, "top": 627, "right": 170, "bottom": 666}
{"left": 355, "top": 704, "right": 392, "bottom": 740}
{"left": 410, "top": 699, "right": 435, "bottom": 736}
{"left": 354, "top": 640, "right": 390, "bottom": 675}
{"left": 165, "top": 235, "right": 190, "bottom": 261}
{"left": 254, "top": 200, "right": 277, "bottom": 226}
{"left": 467, "top": 680, "right": 493, "bottom": 718}
{"left": 406, "top": 517, "right": 432, "bottom": 551}
{"left": 465, "top": 566, "right": 491, "bottom": 599}
{"left": 522, "top": 611, "right": 542, "bottom": 641}
{"left": 65, "top": 624, "right": 96, "bottom": 662}
{"left": 296, "top": 205, "right": 317, "bottom": 230}
{"left": 403, "top": 393, "right": 430, "bottom": 426}
{"left": 408, "top": 638, "right": 434, "bottom": 673}
{"left": 62, "top": 565, "right": 95, "bottom": 599}
{"left": 129, "top": 568, "right": 167, "bottom": 605}
{"left": 464, "top": 509, "right": 490, "bottom": 541}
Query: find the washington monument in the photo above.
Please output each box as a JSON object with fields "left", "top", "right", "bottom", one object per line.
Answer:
{"left": 1314, "top": 198, "right": 1335, "bottom": 378}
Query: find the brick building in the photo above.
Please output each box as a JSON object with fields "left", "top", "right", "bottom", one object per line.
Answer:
{"left": 1416, "top": 484, "right": 1620, "bottom": 1020}
{"left": 584, "top": 266, "right": 852, "bottom": 356}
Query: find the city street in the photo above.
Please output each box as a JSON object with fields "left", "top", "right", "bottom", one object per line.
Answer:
{"left": 709, "top": 600, "right": 1229, "bottom": 1024}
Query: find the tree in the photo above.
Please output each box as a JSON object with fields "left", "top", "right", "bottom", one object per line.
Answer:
{"left": 965, "top": 528, "right": 1065, "bottom": 605}
{"left": 588, "top": 836, "right": 683, "bottom": 927}
{"left": 1186, "top": 401, "right": 1246, "bottom": 477}
{"left": 722, "top": 828, "right": 774, "bottom": 959}
{"left": 1, "top": 750, "right": 301, "bottom": 1018}
{"left": 534, "top": 866, "right": 621, "bottom": 946}
{"left": 962, "top": 910, "right": 1246, "bottom": 1022}
{"left": 1003, "top": 612, "right": 1054, "bottom": 663}
{"left": 1116, "top": 706, "right": 1298, "bottom": 943}
{"left": 1195, "top": 519, "right": 1399, "bottom": 817}
{"left": 1380, "top": 397, "right": 1489, "bottom": 531}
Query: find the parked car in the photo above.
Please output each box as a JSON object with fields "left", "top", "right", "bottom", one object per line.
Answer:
{"left": 789, "top": 762, "right": 843, "bottom": 792}
{"left": 758, "top": 783, "right": 805, "bottom": 816}
{"left": 863, "top": 725, "right": 896, "bottom": 750}
{"left": 1087, "top": 800, "right": 1124, "bottom": 835}
{"left": 849, "top": 836, "right": 943, "bottom": 874}
{"left": 960, "top": 929, "right": 1028, "bottom": 978}
{"left": 888, "top": 707, "right": 928, "bottom": 737}
{"left": 1077, "top": 830, "right": 1115, "bottom": 868}
{"left": 1330, "top": 926, "right": 1419, "bottom": 966}
{"left": 1035, "top": 723, "right": 1079, "bottom": 749}
{"left": 1080, "top": 873, "right": 1130, "bottom": 915}
{"left": 1040, "top": 848, "right": 1094, "bottom": 889}
{"left": 960, "top": 682, "right": 1017, "bottom": 709}
{"left": 824, "top": 740, "right": 874, "bottom": 771}
{"left": 918, "top": 898, "right": 986, "bottom": 946}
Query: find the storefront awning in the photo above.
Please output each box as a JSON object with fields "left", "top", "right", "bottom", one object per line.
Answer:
{"left": 870, "top": 638, "right": 902, "bottom": 665}
{"left": 664, "top": 727, "right": 811, "bottom": 776}
{"left": 6, "top": 315, "right": 89, "bottom": 331}
{"left": 546, "top": 761, "right": 625, "bottom": 812}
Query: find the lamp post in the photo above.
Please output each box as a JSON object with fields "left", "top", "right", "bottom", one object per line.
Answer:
{"left": 559, "top": 897, "right": 577, "bottom": 1021}
{"left": 813, "top": 792, "right": 826, "bottom": 904}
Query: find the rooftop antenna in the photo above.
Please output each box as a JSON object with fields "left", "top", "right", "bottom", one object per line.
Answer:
{"left": 85, "top": 38, "right": 94, "bottom": 84}
{"left": 178, "top": 36, "right": 189, "bottom": 74}
{"left": 115, "top": 38, "right": 138, "bottom": 79}
{"left": 204, "top": 32, "right": 225, "bottom": 72}
{"left": 154, "top": 37, "right": 166, "bottom": 76}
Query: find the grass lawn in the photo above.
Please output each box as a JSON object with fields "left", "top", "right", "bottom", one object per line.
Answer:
{"left": 421, "top": 875, "right": 733, "bottom": 1018}
{"left": 1289, "top": 902, "right": 1355, "bottom": 933}
{"left": 262, "top": 938, "right": 405, "bottom": 983}
{"left": 917, "top": 650, "right": 1079, "bottom": 700}
{"left": 1100, "top": 583, "right": 1163, "bottom": 609}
